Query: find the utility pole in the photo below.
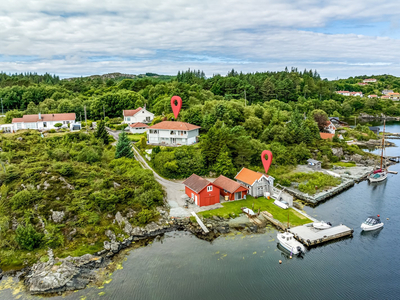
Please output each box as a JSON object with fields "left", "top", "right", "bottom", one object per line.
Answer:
{"left": 84, "top": 105, "right": 87, "bottom": 132}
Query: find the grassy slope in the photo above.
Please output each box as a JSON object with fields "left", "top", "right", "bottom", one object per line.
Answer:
{"left": 198, "top": 196, "right": 311, "bottom": 227}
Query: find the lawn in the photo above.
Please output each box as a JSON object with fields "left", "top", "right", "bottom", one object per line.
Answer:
{"left": 198, "top": 196, "right": 312, "bottom": 227}
{"left": 127, "top": 133, "right": 145, "bottom": 142}
{"left": 332, "top": 161, "right": 356, "bottom": 168}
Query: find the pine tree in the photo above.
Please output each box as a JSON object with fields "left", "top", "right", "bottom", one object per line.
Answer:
{"left": 115, "top": 131, "right": 134, "bottom": 159}
{"left": 95, "top": 120, "right": 109, "bottom": 145}
{"left": 213, "top": 145, "right": 236, "bottom": 178}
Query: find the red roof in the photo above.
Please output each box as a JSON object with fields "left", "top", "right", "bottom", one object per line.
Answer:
{"left": 213, "top": 175, "right": 247, "bottom": 194}
{"left": 235, "top": 168, "right": 268, "bottom": 186}
{"left": 149, "top": 121, "right": 201, "bottom": 131}
{"left": 183, "top": 174, "right": 212, "bottom": 193}
{"left": 320, "top": 132, "right": 335, "bottom": 139}
{"left": 129, "top": 122, "right": 149, "bottom": 128}
{"left": 12, "top": 113, "right": 76, "bottom": 123}
{"left": 123, "top": 108, "right": 142, "bottom": 117}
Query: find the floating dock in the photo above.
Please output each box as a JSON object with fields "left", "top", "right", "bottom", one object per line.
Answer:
{"left": 289, "top": 223, "right": 353, "bottom": 246}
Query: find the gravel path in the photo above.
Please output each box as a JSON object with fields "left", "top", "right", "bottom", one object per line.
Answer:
{"left": 107, "top": 129, "right": 214, "bottom": 218}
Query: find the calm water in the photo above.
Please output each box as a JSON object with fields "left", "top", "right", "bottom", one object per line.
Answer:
{"left": 1, "top": 122, "right": 399, "bottom": 300}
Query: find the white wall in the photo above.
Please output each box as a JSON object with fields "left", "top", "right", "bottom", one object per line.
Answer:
{"left": 124, "top": 109, "right": 154, "bottom": 124}
{"left": 147, "top": 128, "right": 199, "bottom": 145}
{"left": 130, "top": 127, "right": 148, "bottom": 134}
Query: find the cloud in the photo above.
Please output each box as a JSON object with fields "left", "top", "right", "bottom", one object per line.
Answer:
{"left": 0, "top": 0, "right": 400, "bottom": 79}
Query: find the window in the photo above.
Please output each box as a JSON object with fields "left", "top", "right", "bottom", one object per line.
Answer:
{"left": 146, "top": 116, "right": 151, "bottom": 121}
{"left": 127, "top": 117, "right": 131, "bottom": 122}
{"left": 43, "top": 122, "right": 47, "bottom": 128}
{"left": 207, "top": 186, "right": 213, "bottom": 192}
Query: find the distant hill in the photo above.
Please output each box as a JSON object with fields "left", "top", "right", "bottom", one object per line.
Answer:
{"left": 65, "top": 72, "right": 175, "bottom": 82}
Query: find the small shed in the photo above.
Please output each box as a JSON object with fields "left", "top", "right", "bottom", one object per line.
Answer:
{"left": 307, "top": 159, "right": 321, "bottom": 170}
{"left": 213, "top": 175, "right": 248, "bottom": 201}
{"left": 69, "top": 123, "right": 81, "bottom": 131}
{"left": 129, "top": 122, "right": 149, "bottom": 134}
{"left": 182, "top": 174, "right": 220, "bottom": 207}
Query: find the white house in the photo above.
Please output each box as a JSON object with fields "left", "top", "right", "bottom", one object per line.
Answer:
{"left": 129, "top": 122, "right": 149, "bottom": 134}
{"left": 324, "top": 120, "right": 336, "bottom": 134}
{"left": 12, "top": 113, "right": 76, "bottom": 131}
{"left": 363, "top": 78, "right": 377, "bottom": 83}
{"left": 336, "top": 91, "right": 350, "bottom": 96}
{"left": 123, "top": 107, "right": 154, "bottom": 124}
{"left": 147, "top": 121, "right": 200, "bottom": 146}
{"left": 349, "top": 91, "right": 363, "bottom": 97}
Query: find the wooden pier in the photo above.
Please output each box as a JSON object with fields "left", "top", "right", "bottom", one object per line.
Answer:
{"left": 289, "top": 223, "right": 353, "bottom": 246}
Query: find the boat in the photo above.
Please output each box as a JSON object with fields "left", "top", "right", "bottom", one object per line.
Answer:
{"left": 361, "top": 215, "right": 384, "bottom": 231}
{"left": 277, "top": 231, "right": 305, "bottom": 255}
{"left": 369, "top": 121, "right": 387, "bottom": 183}
{"left": 273, "top": 199, "right": 288, "bottom": 209}
{"left": 312, "top": 221, "right": 332, "bottom": 230}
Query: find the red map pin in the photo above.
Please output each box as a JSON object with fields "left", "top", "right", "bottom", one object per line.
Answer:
{"left": 261, "top": 150, "right": 273, "bottom": 174}
{"left": 171, "top": 96, "right": 182, "bottom": 119}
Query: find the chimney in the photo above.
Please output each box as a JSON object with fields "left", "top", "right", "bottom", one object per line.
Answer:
{"left": 39, "top": 112, "right": 41, "bottom": 120}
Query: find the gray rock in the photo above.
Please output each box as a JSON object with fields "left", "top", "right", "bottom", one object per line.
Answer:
{"left": 115, "top": 212, "right": 124, "bottom": 226}
{"left": 131, "top": 226, "right": 143, "bottom": 236}
{"left": 51, "top": 210, "right": 65, "bottom": 223}
{"left": 103, "top": 241, "right": 111, "bottom": 251}
{"left": 144, "top": 222, "right": 161, "bottom": 233}
{"left": 17, "top": 137, "right": 23, "bottom": 141}
{"left": 59, "top": 177, "right": 74, "bottom": 190}
{"left": 110, "top": 241, "right": 120, "bottom": 253}
{"left": 113, "top": 182, "right": 121, "bottom": 188}
{"left": 105, "top": 230, "right": 116, "bottom": 242}
{"left": 11, "top": 217, "right": 18, "bottom": 230}
{"left": 43, "top": 181, "right": 50, "bottom": 190}
{"left": 332, "top": 148, "right": 344, "bottom": 157}
{"left": 115, "top": 211, "right": 133, "bottom": 235}
{"left": 126, "top": 209, "right": 136, "bottom": 219}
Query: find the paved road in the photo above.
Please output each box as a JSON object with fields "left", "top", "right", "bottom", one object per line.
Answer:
{"left": 107, "top": 129, "right": 193, "bottom": 217}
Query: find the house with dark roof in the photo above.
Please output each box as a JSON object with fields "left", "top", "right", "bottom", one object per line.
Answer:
{"left": 128, "top": 122, "right": 149, "bottom": 134}
{"left": 183, "top": 174, "right": 220, "bottom": 207}
{"left": 12, "top": 113, "right": 76, "bottom": 131}
{"left": 213, "top": 175, "right": 248, "bottom": 201}
{"left": 235, "top": 167, "right": 274, "bottom": 197}
{"left": 147, "top": 121, "right": 200, "bottom": 146}
{"left": 123, "top": 107, "right": 154, "bottom": 124}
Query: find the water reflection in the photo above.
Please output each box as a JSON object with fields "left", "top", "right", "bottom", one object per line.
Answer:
{"left": 360, "top": 227, "right": 383, "bottom": 239}
{"left": 276, "top": 244, "right": 305, "bottom": 260}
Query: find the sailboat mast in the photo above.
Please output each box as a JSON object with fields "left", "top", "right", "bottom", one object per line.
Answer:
{"left": 381, "top": 120, "right": 385, "bottom": 170}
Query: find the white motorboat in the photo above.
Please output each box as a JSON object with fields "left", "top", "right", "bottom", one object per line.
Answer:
{"left": 361, "top": 215, "right": 384, "bottom": 231}
{"left": 277, "top": 231, "right": 305, "bottom": 255}
{"left": 312, "top": 221, "right": 332, "bottom": 230}
{"left": 273, "top": 199, "right": 288, "bottom": 209}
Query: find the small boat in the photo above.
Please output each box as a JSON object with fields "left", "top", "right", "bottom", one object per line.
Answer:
{"left": 369, "top": 120, "right": 388, "bottom": 183}
{"left": 361, "top": 215, "right": 384, "bottom": 231}
{"left": 241, "top": 207, "right": 256, "bottom": 217}
{"left": 273, "top": 199, "right": 288, "bottom": 209}
{"left": 312, "top": 221, "right": 332, "bottom": 230}
{"left": 277, "top": 231, "right": 305, "bottom": 255}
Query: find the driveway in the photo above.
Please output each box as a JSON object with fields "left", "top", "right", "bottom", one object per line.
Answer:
{"left": 107, "top": 129, "right": 218, "bottom": 217}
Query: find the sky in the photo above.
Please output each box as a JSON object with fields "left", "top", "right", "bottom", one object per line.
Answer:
{"left": 0, "top": 0, "right": 400, "bottom": 79}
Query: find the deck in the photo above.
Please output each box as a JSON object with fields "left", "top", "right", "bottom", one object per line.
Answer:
{"left": 289, "top": 223, "right": 353, "bottom": 246}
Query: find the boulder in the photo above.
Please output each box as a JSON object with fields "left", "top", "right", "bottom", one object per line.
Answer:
{"left": 105, "top": 230, "right": 116, "bottom": 242}
{"left": 51, "top": 210, "right": 65, "bottom": 223}
{"left": 110, "top": 241, "right": 120, "bottom": 253}
{"left": 331, "top": 148, "right": 344, "bottom": 157}
{"left": 103, "top": 241, "right": 111, "bottom": 251}
{"left": 113, "top": 182, "right": 121, "bottom": 188}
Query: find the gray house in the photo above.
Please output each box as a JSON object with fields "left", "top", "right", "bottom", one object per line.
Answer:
{"left": 234, "top": 167, "right": 275, "bottom": 197}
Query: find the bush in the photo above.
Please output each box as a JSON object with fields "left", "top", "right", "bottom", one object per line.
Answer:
{"left": 59, "top": 163, "right": 74, "bottom": 176}
{"left": 77, "top": 147, "right": 101, "bottom": 163}
{"left": 135, "top": 209, "right": 159, "bottom": 226}
{"left": 54, "top": 123, "right": 63, "bottom": 128}
{"left": 10, "top": 190, "right": 35, "bottom": 210}
{"left": 49, "top": 129, "right": 56, "bottom": 133}
{"left": 15, "top": 223, "right": 43, "bottom": 251}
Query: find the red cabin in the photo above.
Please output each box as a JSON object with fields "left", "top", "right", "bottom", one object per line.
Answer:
{"left": 183, "top": 174, "right": 220, "bottom": 207}
{"left": 213, "top": 175, "right": 248, "bottom": 201}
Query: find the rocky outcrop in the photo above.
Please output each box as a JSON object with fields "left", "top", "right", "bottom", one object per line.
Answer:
{"left": 332, "top": 148, "right": 344, "bottom": 157}
{"left": 25, "top": 251, "right": 106, "bottom": 295}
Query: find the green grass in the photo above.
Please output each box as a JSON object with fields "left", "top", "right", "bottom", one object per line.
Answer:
{"left": 332, "top": 161, "right": 356, "bottom": 168}
{"left": 127, "top": 133, "right": 145, "bottom": 142}
{"left": 198, "top": 196, "right": 311, "bottom": 227}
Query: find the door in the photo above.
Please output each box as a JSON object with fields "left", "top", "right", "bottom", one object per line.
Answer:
{"left": 171, "top": 138, "right": 176, "bottom": 144}
{"left": 235, "top": 192, "right": 242, "bottom": 200}
{"left": 195, "top": 195, "right": 198, "bottom": 205}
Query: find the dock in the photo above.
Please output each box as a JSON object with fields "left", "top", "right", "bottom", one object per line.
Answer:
{"left": 289, "top": 223, "right": 353, "bottom": 246}
{"left": 191, "top": 211, "right": 209, "bottom": 233}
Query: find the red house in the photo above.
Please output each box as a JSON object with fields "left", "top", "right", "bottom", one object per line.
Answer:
{"left": 183, "top": 174, "right": 220, "bottom": 207}
{"left": 213, "top": 175, "right": 248, "bottom": 201}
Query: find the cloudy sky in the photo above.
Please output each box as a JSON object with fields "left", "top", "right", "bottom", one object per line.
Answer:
{"left": 1, "top": 0, "right": 400, "bottom": 79}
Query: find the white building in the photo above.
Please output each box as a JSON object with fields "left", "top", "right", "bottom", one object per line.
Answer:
{"left": 336, "top": 91, "right": 350, "bottom": 96}
{"left": 363, "top": 78, "right": 377, "bottom": 83}
{"left": 123, "top": 107, "right": 154, "bottom": 125}
{"left": 129, "top": 122, "right": 149, "bottom": 134}
{"left": 324, "top": 120, "right": 336, "bottom": 134}
{"left": 147, "top": 121, "right": 200, "bottom": 146}
{"left": 12, "top": 113, "right": 76, "bottom": 131}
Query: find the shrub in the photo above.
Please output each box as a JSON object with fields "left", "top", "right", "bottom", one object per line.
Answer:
{"left": 59, "top": 163, "right": 74, "bottom": 176}
{"left": 49, "top": 129, "right": 56, "bottom": 133}
{"left": 10, "top": 190, "right": 35, "bottom": 210}
{"left": 54, "top": 123, "right": 63, "bottom": 128}
{"left": 77, "top": 147, "right": 101, "bottom": 163}
{"left": 15, "top": 223, "right": 43, "bottom": 251}
{"left": 135, "top": 209, "right": 159, "bottom": 226}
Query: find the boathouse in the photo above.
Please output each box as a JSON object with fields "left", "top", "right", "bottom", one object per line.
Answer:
{"left": 213, "top": 175, "right": 248, "bottom": 201}
{"left": 234, "top": 168, "right": 274, "bottom": 198}
{"left": 183, "top": 174, "right": 220, "bottom": 207}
